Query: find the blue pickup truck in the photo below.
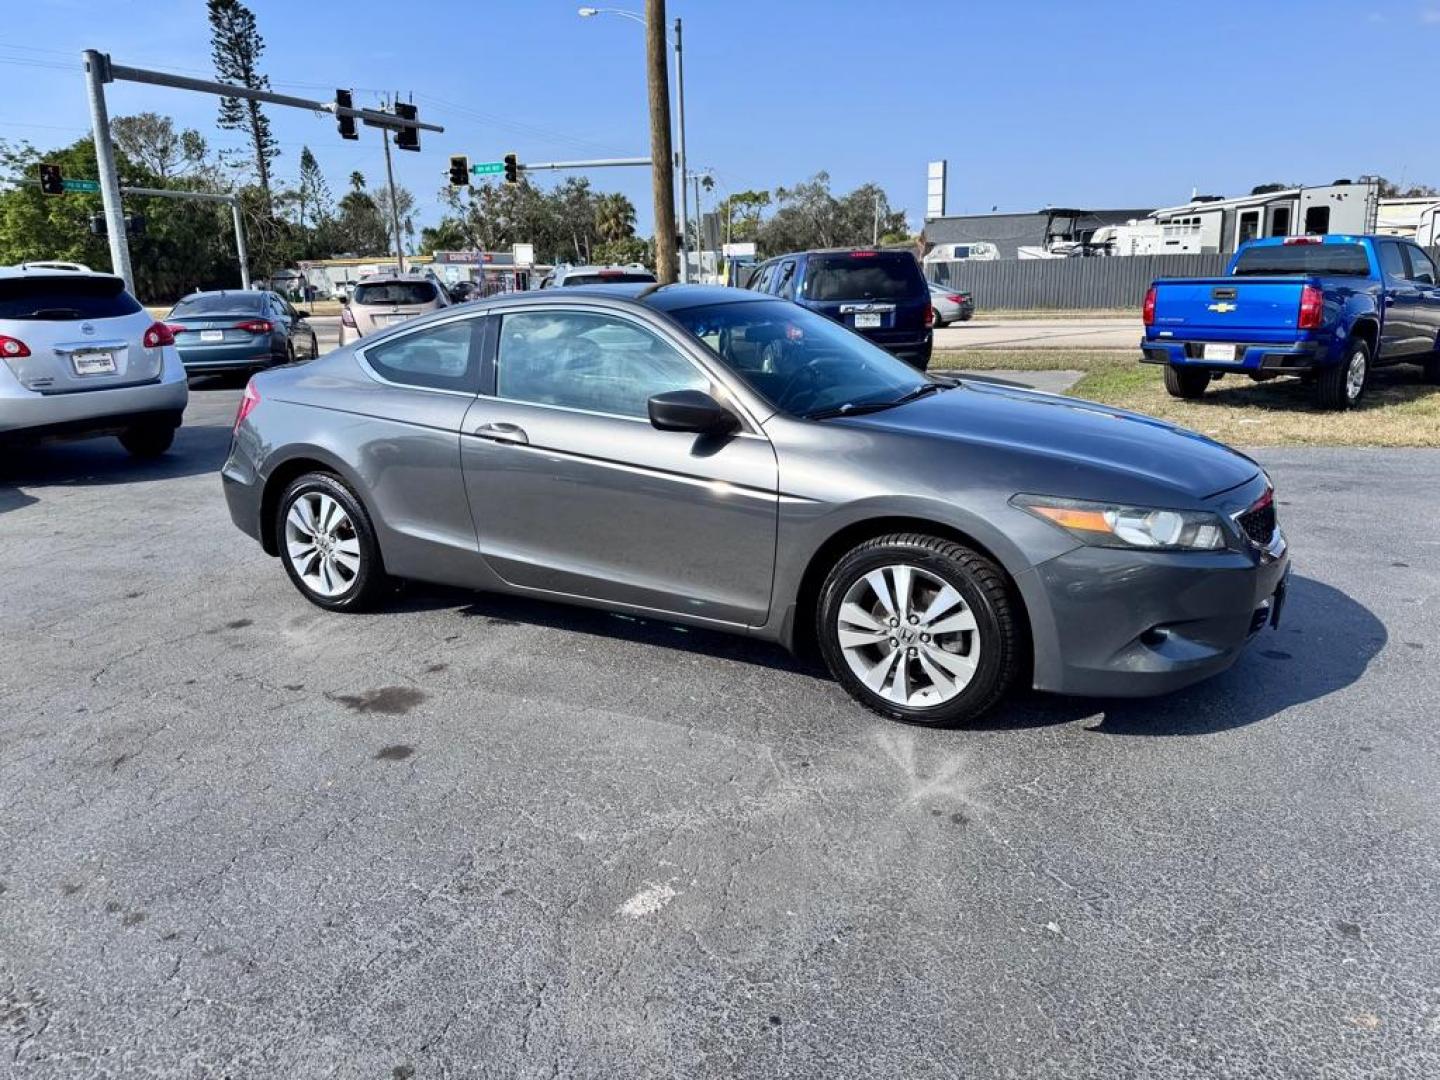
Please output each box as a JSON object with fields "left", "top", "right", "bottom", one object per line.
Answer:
{"left": 1142, "top": 235, "right": 1440, "bottom": 409}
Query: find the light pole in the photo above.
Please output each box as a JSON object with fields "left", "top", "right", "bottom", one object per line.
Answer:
{"left": 579, "top": 6, "right": 689, "bottom": 282}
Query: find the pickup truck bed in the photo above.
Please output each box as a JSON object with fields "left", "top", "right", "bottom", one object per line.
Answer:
{"left": 1141, "top": 236, "right": 1440, "bottom": 409}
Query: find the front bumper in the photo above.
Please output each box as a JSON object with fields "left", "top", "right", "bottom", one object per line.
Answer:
{"left": 1019, "top": 529, "right": 1290, "bottom": 698}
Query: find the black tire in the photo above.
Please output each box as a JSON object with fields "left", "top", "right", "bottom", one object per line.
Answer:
{"left": 816, "top": 533, "right": 1022, "bottom": 726}
{"left": 310, "top": 333, "right": 320, "bottom": 358}
{"left": 1163, "top": 365, "right": 1210, "bottom": 399}
{"left": 959, "top": 310, "right": 974, "bottom": 322}
{"left": 1422, "top": 352, "right": 1440, "bottom": 385}
{"left": 275, "top": 472, "right": 390, "bottom": 612}
{"left": 1314, "top": 337, "right": 1370, "bottom": 410}
{"left": 118, "top": 422, "right": 175, "bottom": 458}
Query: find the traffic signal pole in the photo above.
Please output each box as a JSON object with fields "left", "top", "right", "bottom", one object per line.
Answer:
{"left": 381, "top": 124, "right": 405, "bottom": 274}
{"left": 77, "top": 49, "right": 440, "bottom": 292}
{"left": 83, "top": 50, "right": 132, "bottom": 290}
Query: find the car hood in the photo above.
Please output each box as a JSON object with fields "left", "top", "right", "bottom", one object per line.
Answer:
{"left": 838, "top": 380, "right": 1259, "bottom": 500}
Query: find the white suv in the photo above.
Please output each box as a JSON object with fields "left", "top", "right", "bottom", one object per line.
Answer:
{"left": 0, "top": 267, "right": 188, "bottom": 457}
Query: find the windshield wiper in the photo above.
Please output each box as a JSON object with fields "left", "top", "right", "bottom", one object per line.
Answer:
{"left": 805, "top": 381, "right": 948, "bottom": 421}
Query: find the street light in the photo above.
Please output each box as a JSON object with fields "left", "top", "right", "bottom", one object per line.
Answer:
{"left": 578, "top": 6, "right": 691, "bottom": 282}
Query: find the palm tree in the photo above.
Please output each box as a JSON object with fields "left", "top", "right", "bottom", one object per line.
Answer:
{"left": 594, "top": 192, "right": 636, "bottom": 243}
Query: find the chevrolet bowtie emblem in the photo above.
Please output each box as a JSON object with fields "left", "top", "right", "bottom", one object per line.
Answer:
{"left": 1208, "top": 301, "right": 1237, "bottom": 313}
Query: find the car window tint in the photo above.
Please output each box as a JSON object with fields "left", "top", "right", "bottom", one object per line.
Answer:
{"left": 802, "top": 254, "right": 926, "bottom": 301}
{"left": 497, "top": 310, "right": 709, "bottom": 419}
{"left": 1379, "top": 242, "right": 1407, "bottom": 279}
{"left": 353, "top": 281, "right": 437, "bottom": 305}
{"left": 363, "top": 317, "right": 480, "bottom": 392}
{"left": 0, "top": 276, "right": 143, "bottom": 321}
{"left": 1405, "top": 246, "right": 1437, "bottom": 285}
{"left": 1231, "top": 243, "right": 1371, "bottom": 277}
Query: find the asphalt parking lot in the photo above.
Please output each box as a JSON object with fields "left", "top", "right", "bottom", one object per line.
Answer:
{"left": 3, "top": 386, "right": 1439, "bottom": 1078}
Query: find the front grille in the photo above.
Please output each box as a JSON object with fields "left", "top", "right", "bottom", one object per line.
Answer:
{"left": 1236, "top": 495, "right": 1277, "bottom": 547}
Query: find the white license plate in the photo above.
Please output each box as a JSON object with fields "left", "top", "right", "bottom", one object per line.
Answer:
{"left": 1202, "top": 343, "right": 1239, "bottom": 362}
{"left": 854, "top": 312, "right": 882, "bottom": 328}
{"left": 386, "top": 313, "right": 411, "bottom": 325}
{"left": 200, "top": 329, "right": 224, "bottom": 342}
{"left": 71, "top": 350, "right": 117, "bottom": 376}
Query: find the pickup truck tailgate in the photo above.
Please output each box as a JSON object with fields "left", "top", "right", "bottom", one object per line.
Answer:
{"left": 1152, "top": 277, "right": 1304, "bottom": 335}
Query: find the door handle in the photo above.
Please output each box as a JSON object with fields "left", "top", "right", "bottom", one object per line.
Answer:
{"left": 471, "top": 421, "right": 528, "bottom": 445}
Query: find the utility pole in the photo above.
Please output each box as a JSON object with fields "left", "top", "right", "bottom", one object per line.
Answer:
{"left": 380, "top": 106, "right": 405, "bottom": 273}
{"left": 673, "top": 16, "right": 688, "bottom": 282}
{"left": 83, "top": 50, "right": 132, "bottom": 290}
{"left": 692, "top": 172, "right": 704, "bottom": 278}
{"left": 646, "top": 0, "right": 677, "bottom": 284}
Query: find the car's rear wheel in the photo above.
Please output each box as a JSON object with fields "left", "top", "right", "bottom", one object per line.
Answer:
{"left": 1421, "top": 351, "right": 1440, "bottom": 385}
{"left": 816, "top": 533, "right": 1021, "bottom": 726}
{"left": 118, "top": 421, "right": 175, "bottom": 458}
{"left": 1163, "top": 365, "right": 1211, "bottom": 399}
{"left": 309, "top": 332, "right": 320, "bottom": 358}
{"left": 276, "top": 472, "right": 389, "bottom": 612}
{"left": 1315, "top": 338, "right": 1369, "bottom": 410}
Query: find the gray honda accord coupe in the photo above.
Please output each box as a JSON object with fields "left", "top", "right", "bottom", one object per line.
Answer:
{"left": 223, "top": 284, "right": 1289, "bottom": 726}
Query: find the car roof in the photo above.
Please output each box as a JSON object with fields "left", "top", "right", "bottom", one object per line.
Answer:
{"left": 356, "top": 273, "right": 435, "bottom": 283}
{"left": 1240, "top": 234, "right": 1367, "bottom": 248}
{"left": 177, "top": 288, "right": 265, "bottom": 299}
{"left": 0, "top": 264, "right": 121, "bottom": 283}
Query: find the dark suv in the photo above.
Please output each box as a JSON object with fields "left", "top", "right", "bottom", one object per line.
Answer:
{"left": 747, "top": 249, "right": 933, "bottom": 369}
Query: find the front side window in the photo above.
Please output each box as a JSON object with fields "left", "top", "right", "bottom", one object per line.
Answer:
{"left": 1404, "top": 246, "right": 1437, "bottom": 285}
{"left": 497, "top": 310, "right": 709, "bottom": 419}
{"left": 363, "top": 317, "right": 481, "bottom": 392}
{"left": 671, "top": 299, "right": 927, "bottom": 418}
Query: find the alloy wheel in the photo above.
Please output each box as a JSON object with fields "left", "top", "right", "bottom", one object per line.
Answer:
{"left": 836, "top": 563, "right": 981, "bottom": 707}
{"left": 1346, "top": 349, "right": 1366, "bottom": 401}
{"left": 284, "top": 491, "right": 362, "bottom": 598}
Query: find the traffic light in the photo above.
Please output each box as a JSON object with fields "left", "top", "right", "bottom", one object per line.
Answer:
{"left": 125, "top": 214, "right": 146, "bottom": 238}
{"left": 88, "top": 212, "right": 106, "bottom": 237}
{"left": 39, "top": 163, "right": 63, "bottom": 196}
{"left": 503, "top": 153, "right": 519, "bottom": 185}
{"left": 448, "top": 155, "right": 470, "bottom": 187}
{"left": 394, "top": 102, "right": 419, "bottom": 151}
{"left": 335, "top": 89, "right": 357, "bottom": 140}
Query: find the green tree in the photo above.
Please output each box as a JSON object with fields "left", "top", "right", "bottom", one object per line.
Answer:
{"left": 374, "top": 182, "right": 416, "bottom": 252}
{"left": 757, "top": 173, "right": 906, "bottom": 255}
{"left": 332, "top": 172, "right": 389, "bottom": 256}
{"left": 208, "top": 0, "right": 278, "bottom": 208}
{"left": 110, "top": 113, "right": 207, "bottom": 180}
{"left": 594, "top": 192, "right": 636, "bottom": 243}
{"left": 715, "top": 188, "right": 770, "bottom": 243}
{"left": 295, "top": 146, "right": 331, "bottom": 231}
{"left": 418, "top": 217, "right": 471, "bottom": 254}
{"left": 1374, "top": 175, "right": 1439, "bottom": 199}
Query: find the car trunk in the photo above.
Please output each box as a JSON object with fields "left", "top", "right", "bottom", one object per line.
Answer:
{"left": 351, "top": 281, "right": 438, "bottom": 336}
{"left": 802, "top": 253, "right": 929, "bottom": 345}
{"left": 0, "top": 275, "right": 161, "bottom": 392}
{"left": 168, "top": 314, "right": 272, "bottom": 349}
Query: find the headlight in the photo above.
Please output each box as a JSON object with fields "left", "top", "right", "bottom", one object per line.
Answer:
{"left": 1012, "top": 494, "right": 1229, "bottom": 551}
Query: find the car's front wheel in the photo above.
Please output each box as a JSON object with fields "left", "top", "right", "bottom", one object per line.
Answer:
{"left": 276, "top": 472, "right": 389, "bottom": 611}
{"left": 816, "top": 533, "right": 1022, "bottom": 725}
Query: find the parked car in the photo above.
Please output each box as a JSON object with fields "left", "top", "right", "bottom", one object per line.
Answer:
{"left": 1142, "top": 234, "right": 1440, "bottom": 408}
{"left": 166, "top": 289, "right": 319, "bottom": 377}
{"left": 339, "top": 274, "right": 450, "bottom": 345}
{"left": 224, "top": 284, "right": 1289, "bottom": 727}
{"left": 0, "top": 266, "right": 186, "bottom": 457}
{"left": 748, "top": 249, "right": 934, "bottom": 370}
{"left": 536, "top": 264, "right": 657, "bottom": 289}
{"left": 929, "top": 282, "right": 975, "bottom": 326}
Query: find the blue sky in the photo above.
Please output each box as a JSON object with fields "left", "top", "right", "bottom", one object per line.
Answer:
{"left": 3, "top": 0, "right": 1439, "bottom": 237}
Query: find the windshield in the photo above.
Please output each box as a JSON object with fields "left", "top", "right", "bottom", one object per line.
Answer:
{"left": 170, "top": 292, "right": 264, "bottom": 316}
{"left": 353, "top": 281, "right": 437, "bottom": 305}
{"left": 669, "top": 299, "right": 930, "bottom": 418}
{"left": 0, "top": 276, "right": 142, "bottom": 321}
{"left": 802, "top": 253, "right": 926, "bottom": 302}
{"left": 562, "top": 272, "right": 656, "bottom": 286}
{"left": 1232, "top": 243, "right": 1371, "bottom": 277}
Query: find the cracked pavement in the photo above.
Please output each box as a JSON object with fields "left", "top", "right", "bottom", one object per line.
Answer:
{"left": 2, "top": 388, "right": 1439, "bottom": 1078}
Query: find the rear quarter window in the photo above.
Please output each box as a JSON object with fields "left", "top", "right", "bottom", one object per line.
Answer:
{"left": 802, "top": 254, "right": 926, "bottom": 301}
{"left": 1231, "top": 244, "right": 1371, "bottom": 277}
{"left": 0, "top": 276, "right": 143, "bottom": 320}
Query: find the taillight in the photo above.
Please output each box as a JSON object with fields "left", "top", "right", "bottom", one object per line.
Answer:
{"left": 234, "top": 381, "right": 260, "bottom": 429}
{"left": 0, "top": 334, "right": 32, "bottom": 358}
{"left": 1142, "top": 285, "right": 1157, "bottom": 326}
{"left": 340, "top": 306, "right": 356, "bottom": 328}
{"left": 1283, "top": 236, "right": 1323, "bottom": 245}
{"left": 924, "top": 303, "right": 935, "bottom": 328}
{"left": 165, "top": 323, "right": 187, "bottom": 337}
{"left": 142, "top": 321, "right": 175, "bottom": 348}
{"left": 234, "top": 319, "right": 273, "bottom": 334}
{"left": 946, "top": 294, "right": 964, "bottom": 304}
{"left": 1297, "top": 284, "right": 1324, "bottom": 329}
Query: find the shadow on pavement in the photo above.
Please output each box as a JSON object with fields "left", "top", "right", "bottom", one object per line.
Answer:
{"left": 982, "top": 575, "right": 1383, "bottom": 736}
{"left": 388, "top": 574, "right": 1380, "bottom": 733}
{"left": 0, "top": 420, "right": 233, "bottom": 495}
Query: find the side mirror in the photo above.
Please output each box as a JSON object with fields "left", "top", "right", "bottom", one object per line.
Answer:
{"left": 294, "top": 309, "right": 311, "bottom": 318}
{"left": 647, "top": 389, "right": 738, "bottom": 435}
